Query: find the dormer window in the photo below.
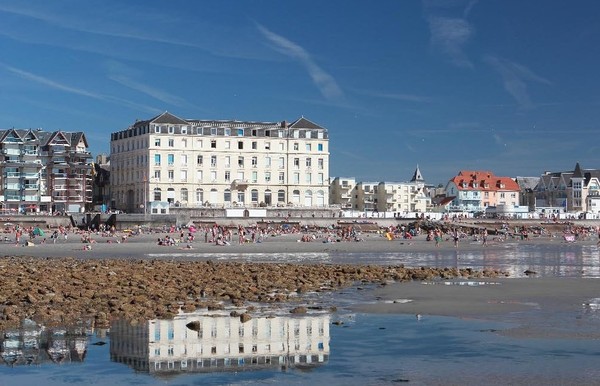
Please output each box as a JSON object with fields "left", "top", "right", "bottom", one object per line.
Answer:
{"left": 473, "top": 182, "right": 478, "bottom": 188}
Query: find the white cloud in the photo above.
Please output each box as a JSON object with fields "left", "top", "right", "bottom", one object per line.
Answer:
{"left": 428, "top": 16, "right": 474, "bottom": 68}
{"left": 109, "top": 75, "right": 187, "bottom": 107}
{"left": 0, "top": 62, "right": 159, "bottom": 113}
{"left": 256, "top": 23, "right": 343, "bottom": 100}
{"left": 484, "top": 55, "right": 551, "bottom": 109}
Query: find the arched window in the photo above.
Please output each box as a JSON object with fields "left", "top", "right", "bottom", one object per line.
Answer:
{"left": 304, "top": 190, "right": 313, "bottom": 207}
{"left": 316, "top": 190, "right": 325, "bottom": 207}
{"left": 251, "top": 189, "right": 259, "bottom": 203}
{"left": 196, "top": 188, "right": 204, "bottom": 204}
{"left": 292, "top": 190, "right": 300, "bottom": 204}
{"left": 153, "top": 188, "right": 161, "bottom": 201}
{"left": 181, "top": 188, "right": 188, "bottom": 202}
{"left": 224, "top": 189, "right": 231, "bottom": 202}
{"left": 264, "top": 189, "right": 272, "bottom": 205}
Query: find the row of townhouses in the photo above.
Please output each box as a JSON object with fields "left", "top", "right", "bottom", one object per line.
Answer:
{"left": 1, "top": 111, "right": 598, "bottom": 216}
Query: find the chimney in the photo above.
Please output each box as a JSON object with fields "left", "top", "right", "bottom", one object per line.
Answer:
{"left": 281, "top": 120, "right": 287, "bottom": 128}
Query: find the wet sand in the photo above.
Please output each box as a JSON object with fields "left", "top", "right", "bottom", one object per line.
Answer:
{"left": 2, "top": 229, "right": 597, "bottom": 259}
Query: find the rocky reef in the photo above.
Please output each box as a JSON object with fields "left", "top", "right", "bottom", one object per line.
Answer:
{"left": 0, "top": 256, "right": 508, "bottom": 329}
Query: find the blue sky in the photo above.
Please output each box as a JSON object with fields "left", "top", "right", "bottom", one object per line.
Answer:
{"left": 1, "top": 0, "right": 598, "bottom": 185}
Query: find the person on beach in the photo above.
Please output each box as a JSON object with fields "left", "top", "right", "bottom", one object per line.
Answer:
{"left": 482, "top": 228, "right": 488, "bottom": 247}
{"left": 453, "top": 228, "right": 459, "bottom": 248}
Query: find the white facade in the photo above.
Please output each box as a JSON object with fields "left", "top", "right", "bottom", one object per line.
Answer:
{"left": 109, "top": 312, "right": 330, "bottom": 374}
{"left": 110, "top": 112, "right": 330, "bottom": 213}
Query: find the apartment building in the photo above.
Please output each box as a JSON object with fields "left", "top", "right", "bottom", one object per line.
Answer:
{"left": 445, "top": 170, "right": 520, "bottom": 212}
{"left": 329, "top": 177, "right": 356, "bottom": 210}
{"left": 329, "top": 166, "right": 429, "bottom": 214}
{"left": 109, "top": 112, "right": 329, "bottom": 213}
{"left": 535, "top": 162, "right": 600, "bottom": 214}
{"left": 0, "top": 128, "right": 93, "bottom": 214}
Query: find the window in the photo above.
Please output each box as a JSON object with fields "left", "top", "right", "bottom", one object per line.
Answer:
{"left": 238, "top": 156, "right": 244, "bottom": 167}
{"left": 181, "top": 126, "right": 188, "bottom": 134}
{"left": 278, "top": 190, "right": 285, "bottom": 202}
{"left": 293, "top": 143, "right": 299, "bottom": 151}
{"left": 317, "top": 143, "right": 323, "bottom": 151}
{"left": 197, "top": 155, "right": 203, "bottom": 165}
{"left": 278, "top": 130, "right": 283, "bottom": 138}
{"left": 279, "top": 172, "right": 285, "bottom": 183}
{"left": 237, "top": 192, "right": 245, "bottom": 203}
{"left": 154, "top": 170, "right": 161, "bottom": 180}
{"left": 279, "top": 157, "right": 285, "bottom": 169}
{"left": 211, "top": 127, "right": 217, "bottom": 135}
{"left": 196, "top": 188, "right": 204, "bottom": 203}
{"left": 225, "top": 171, "right": 231, "bottom": 182}
{"left": 168, "top": 126, "right": 174, "bottom": 134}
{"left": 210, "top": 171, "right": 217, "bottom": 182}
{"left": 294, "top": 172, "right": 300, "bottom": 184}
{"left": 181, "top": 188, "right": 188, "bottom": 202}
{"left": 265, "top": 172, "right": 271, "bottom": 183}
{"left": 237, "top": 171, "right": 244, "bottom": 181}
{"left": 318, "top": 158, "right": 324, "bottom": 169}
{"left": 265, "top": 142, "right": 271, "bottom": 150}
{"left": 224, "top": 189, "right": 231, "bottom": 202}
{"left": 318, "top": 173, "right": 324, "bottom": 184}
{"left": 224, "top": 156, "right": 230, "bottom": 168}
{"left": 265, "top": 156, "right": 271, "bottom": 167}
{"left": 211, "top": 140, "right": 216, "bottom": 148}
{"left": 154, "top": 125, "right": 161, "bottom": 133}
{"left": 252, "top": 141, "right": 257, "bottom": 150}
{"left": 251, "top": 157, "right": 257, "bottom": 167}
{"left": 196, "top": 170, "right": 203, "bottom": 181}
{"left": 279, "top": 142, "right": 285, "bottom": 151}
{"left": 211, "top": 156, "right": 217, "bottom": 167}
{"left": 153, "top": 188, "right": 161, "bottom": 201}
{"left": 181, "top": 170, "right": 187, "bottom": 182}
{"left": 196, "top": 127, "right": 203, "bottom": 135}
{"left": 154, "top": 154, "right": 161, "bottom": 166}
{"left": 238, "top": 141, "right": 243, "bottom": 150}
{"left": 238, "top": 128, "right": 244, "bottom": 136}
{"left": 251, "top": 171, "right": 258, "bottom": 183}
{"left": 306, "top": 144, "right": 312, "bottom": 151}
{"left": 181, "top": 155, "right": 187, "bottom": 165}
{"left": 305, "top": 173, "right": 312, "bottom": 184}
{"left": 167, "top": 154, "right": 174, "bottom": 166}
{"left": 225, "top": 141, "right": 231, "bottom": 149}
{"left": 294, "top": 158, "right": 300, "bottom": 169}
{"left": 251, "top": 189, "right": 258, "bottom": 203}
{"left": 306, "top": 158, "right": 312, "bottom": 168}
{"left": 168, "top": 170, "right": 174, "bottom": 181}
{"left": 197, "top": 139, "right": 203, "bottom": 148}
{"left": 168, "top": 139, "right": 174, "bottom": 147}
{"left": 154, "top": 138, "right": 161, "bottom": 146}
{"left": 224, "top": 128, "right": 231, "bottom": 136}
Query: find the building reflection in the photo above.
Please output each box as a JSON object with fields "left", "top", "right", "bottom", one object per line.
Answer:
{"left": 0, "top": 320, "right": 88, "bottom": 366}
{"left": 110, "top": 311, "right": 330, "bottom": 375}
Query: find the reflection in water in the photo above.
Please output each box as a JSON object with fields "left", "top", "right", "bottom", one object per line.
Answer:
{"left": 110, "top": 311, "right": 330, "bottom": 376}
{"left": 0, "top": 320, "right": 89, "bottom": 366}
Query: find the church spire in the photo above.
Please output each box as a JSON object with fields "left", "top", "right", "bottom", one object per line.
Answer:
{"left": 411, "top": 164, "right": 424, "bottom": 182}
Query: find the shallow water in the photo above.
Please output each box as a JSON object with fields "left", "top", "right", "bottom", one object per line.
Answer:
{"left": 2, "top": 244, "right": 600, "bottom": 385}
{"left": 148, "top": 242, "right": 600, "bottom": 278}
{"left": 1, "top": 311, "right": 599, "bottom": 386}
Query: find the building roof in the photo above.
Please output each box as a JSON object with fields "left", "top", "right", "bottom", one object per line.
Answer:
{"left": 410, "top": 164, "right": 424, "bottom": 182}
{"left": 449, "top": 170, "right": 520, "bottom": 191}
{"left": 289, "top": 117, "right": 326, "bottom": 130}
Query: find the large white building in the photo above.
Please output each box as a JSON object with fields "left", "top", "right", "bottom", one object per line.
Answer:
{"left": 110, "top": 112, "right": 330, "bottom": 213}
